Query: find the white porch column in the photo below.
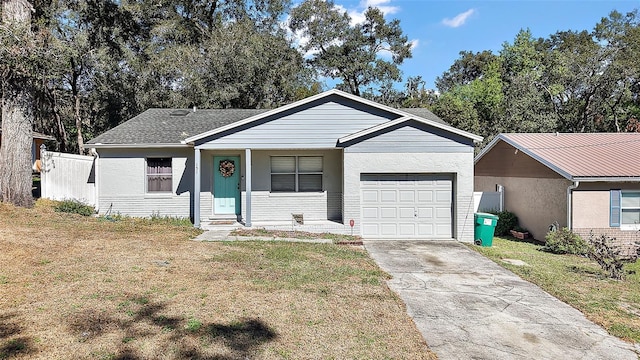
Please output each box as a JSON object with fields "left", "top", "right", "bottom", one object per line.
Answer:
{"left": 245, "top": 148, "right": 252, "bottom": 227}
{"left": 39, "top": 144, "right": 46, "bottom": 199}
{"left": 194, "top": 148, "right": 201, "bottom": 228}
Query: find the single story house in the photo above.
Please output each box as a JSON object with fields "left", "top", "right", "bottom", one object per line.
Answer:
{"left": 0, "top": 129, "right": 55, "bottom": 172}
{"left": 86, "top": 90, "right": 482, "bottom": 240}
{"left": 475, "top": 133, "right": 640, "bottom": 243}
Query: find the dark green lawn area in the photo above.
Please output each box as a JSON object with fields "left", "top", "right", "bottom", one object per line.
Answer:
{"left": 470, "top": 237, "right": 640, "bottom": 343}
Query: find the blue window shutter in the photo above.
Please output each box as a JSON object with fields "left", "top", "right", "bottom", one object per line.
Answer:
{"left": 610, "top": 190, "right": 621, "bottom": 227}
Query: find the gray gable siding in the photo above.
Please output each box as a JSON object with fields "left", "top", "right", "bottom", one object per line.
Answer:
{"left": 342, "top": 121, "right": 474, "bottom": 153}
{"left": 195, "top": 95, "right": 399, "bottom": 149}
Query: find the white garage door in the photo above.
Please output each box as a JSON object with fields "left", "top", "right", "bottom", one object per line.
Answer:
{"left": 361, "top": 174, "right": 453, "bottom": 239}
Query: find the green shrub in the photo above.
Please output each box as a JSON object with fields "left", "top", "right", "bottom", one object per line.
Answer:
{"left": 54, "top": 199, "right": 95, "bottom": 216}
{"left": 490, "top": 210, "right": 518, "bottom": 236}
{"left": 543, "top": 227, "right": 589, "bottom": 255}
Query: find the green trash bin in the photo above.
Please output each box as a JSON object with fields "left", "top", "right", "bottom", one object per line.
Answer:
{"left": 474, "top": 213, "right": 499, "bottom": 247}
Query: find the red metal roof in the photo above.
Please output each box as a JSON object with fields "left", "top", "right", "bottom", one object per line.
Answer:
{"left": 499, "top": 133, "right": 640, "bottom": 179}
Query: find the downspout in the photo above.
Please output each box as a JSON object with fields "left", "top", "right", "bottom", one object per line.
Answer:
{"left": 566, "top": 181, "right": 580, "bottom": 230}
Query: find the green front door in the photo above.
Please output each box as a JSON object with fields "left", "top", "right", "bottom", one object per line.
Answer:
{"left": 213, "top": 156, "right": 240, "bottom": 215}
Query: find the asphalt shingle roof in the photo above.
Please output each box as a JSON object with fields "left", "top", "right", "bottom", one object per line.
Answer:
{"left": 499, "top": 133, "right": 640, "bottom": 178}
{"left": 87, "top": 108, "right": 269, "bottom": 145}
{"left": 87, "top": 106, "right": 449, "bottom": 146}
{"left": 400, "top": 108, "right": 447, "bottom": 125}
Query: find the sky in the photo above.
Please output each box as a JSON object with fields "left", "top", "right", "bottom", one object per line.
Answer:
{"left": 320, "top": 0, "right": 640, "bottom": 90}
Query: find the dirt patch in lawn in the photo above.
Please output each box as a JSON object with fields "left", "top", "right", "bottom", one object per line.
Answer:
{"left": 230, "top": 228, "right": 363, "bottom": 244}
{"left": 0, "top": 200, "right": 434, "bottom": 359}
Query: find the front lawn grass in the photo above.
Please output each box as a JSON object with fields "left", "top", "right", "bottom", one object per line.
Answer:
{"left": 470, "top": 237, "right": 640, "bottom": 343}
{"left": 0, "top": 200, "right": 434, "bottom": 359}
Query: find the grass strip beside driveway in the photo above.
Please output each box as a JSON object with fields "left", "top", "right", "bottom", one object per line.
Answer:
{"left": 0, "top": 200, "right": 434, "bottom": 359}
{"left": 470, "top": 237, "right": 640, "bottom": 343}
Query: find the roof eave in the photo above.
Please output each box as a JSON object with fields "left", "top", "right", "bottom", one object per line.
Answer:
{"left": 33, "top": 134, "right": 56, "bottom": 141}
{"left": 572, "top": 176, "right": 640, "bottom": 182}
{"left": 474, "top": 135, "right": 502, "bottom": 164}
{"left": 87, "top": 143, "right": 191, "bottom": 149}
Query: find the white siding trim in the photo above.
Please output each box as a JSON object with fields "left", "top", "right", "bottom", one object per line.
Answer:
{"left": 339, "top": 116, "right": 483, "bottom": 144}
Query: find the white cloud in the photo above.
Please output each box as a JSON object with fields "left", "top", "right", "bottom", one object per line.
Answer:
{"left": 344, "top": 0, "right": 400, "bottom": 25}
{"left": 361, "top": 0, "right": 399, "bottom": 15}
{"left": 442, "top": 9, "right": 475, "bottom": 28}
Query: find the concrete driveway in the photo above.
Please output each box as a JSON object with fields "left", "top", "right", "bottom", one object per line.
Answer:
{"left": 364, "top": 240, "right": 639, "bottom": 360}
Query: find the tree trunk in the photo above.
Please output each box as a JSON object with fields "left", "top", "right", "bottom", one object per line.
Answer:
{"left": 45, "top": 86, "right": 68, "bottom": 152}
{"left": 71, "top": 59, "right": 85, "bottom": 155}
{"left": 0, "top": 83, "right": 35, "bottom": 207}
{"left": 1, "top": 0, "right": 33, "bottom": 24}
{"left": 0, "top": 0, "right": 35, "bottom": 207}
{"left": 74, "top": 92, "right": 84, "bottom": 155}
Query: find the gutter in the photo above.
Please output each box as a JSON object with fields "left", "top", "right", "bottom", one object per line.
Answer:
{"left": 86, "top": 143, "right": 191, "bottom": 149}
{"left": 566, "top": 181, "right": 580, "bottom": 230}
{"left": 572, "top": 176, "right": 640, "bottom": 182}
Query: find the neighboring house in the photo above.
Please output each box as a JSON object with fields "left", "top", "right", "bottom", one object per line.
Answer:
{"left": 0, "top": 129, "right": 55, "bottom": 172}
{"left": 86, "top": 90, "right": 482, "bottom": 240}
{"left": 475, "top": 133, "right": 640, "bottom": 244}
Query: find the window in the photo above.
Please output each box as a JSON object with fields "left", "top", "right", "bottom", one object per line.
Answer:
{"left": 270, "top": 156, "right": 322, "bottom": 192}
{"left": 147, "top": 158, "right": 172, "bottom": 192}
{"left": 611, "top": 190, "right": 640, "bottom": 227}
{"left": 621, "top": 192, "right": 640, "bottom": 226}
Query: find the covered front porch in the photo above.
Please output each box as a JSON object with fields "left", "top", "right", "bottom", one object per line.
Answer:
{"left": 192, "top": 148, "right": 344, "bottom": 228}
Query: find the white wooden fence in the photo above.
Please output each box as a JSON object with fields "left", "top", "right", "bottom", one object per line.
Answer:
{"left": 40, "top": 147, "right": 96, "bottom": 206}
{"left": 473, "top": 189, "right": 503, "bottom": 213}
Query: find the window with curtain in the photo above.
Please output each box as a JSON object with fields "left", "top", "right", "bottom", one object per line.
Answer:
{"left": 271, "top": 156, "right": 322, "bottom": 192}
{"left": 147, "top": 158, "right": 172, "bottom": 192}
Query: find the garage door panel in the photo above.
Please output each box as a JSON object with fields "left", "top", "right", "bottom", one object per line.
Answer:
{"left": 417, "top": 207, "right": 433, "bottom": 219}
{"left": 436, "top": 190, "right": 451, "bottom": 202}
{"left": 380, "top": 223, "right": 398, "bottom": 236}
{"left": 380, "top": 190, "right": 397, "bottom": 202}
{"left": 417, "top": 223, "right": 434, "bottom": 236}
{"left": 436, "top": 224, "right": 451, "bottom": 236}
{"left": 435, "top": 207, "right": 452, "bottom": 219}
{"left": 399, "top": 207, "right": 415, "bottom": 219}
{"left": 362, "top": 207, "right": 378, "bottom": 219}
{"left": 399, "top": 223, "right": 416, "bottom": 235}
{"left": 380, "top": 207, "right": 397, "bottom": 218}
{"left": 417, "top": 190, "right": 433, "bottom": 202}
{"left": 399, "top": 190, "right": 415, "bottom": 202}
{"left": 362, "top": 190, "right": 378, "bottom": 203}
